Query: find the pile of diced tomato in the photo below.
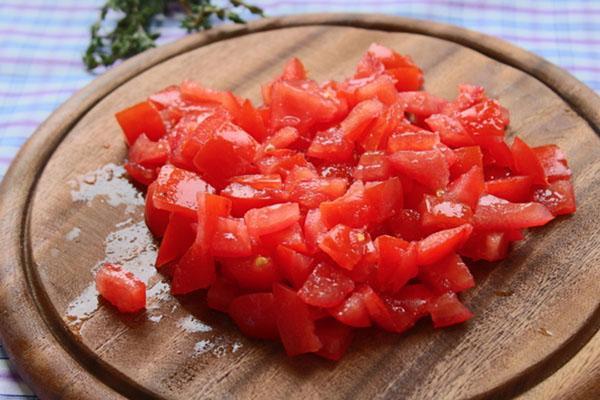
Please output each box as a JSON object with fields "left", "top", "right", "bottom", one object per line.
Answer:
{"left": 97, "top": 43, "right": 576, "bottom": 360}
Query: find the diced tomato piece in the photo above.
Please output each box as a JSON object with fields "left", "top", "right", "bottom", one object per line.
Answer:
{"left": 115, "top": 101, "right": 166, "bottom": 145}
{"left": 329, "top": 291, "right": 371, "bottom": 328}
{"left": 155, "top": 213, "right": 196, "bottom": 267}
{"left": 444, "top": 165, "right": 484, "bottom": 210}
{"left": 262, "top": 58, "right": 308, "bottom": 105}
{"left": 304, "top": 208, "right": 328, "bottom": 254}
{"left": 417, "top": 224, "right": 474, "bottom": 265}
{"left": 420, "top": 254, "right": 474, "bottom": 294}
{"left": 386, "top": 208, "right": 424, "bottom": 241}
{"left": 359, "top": 101, "right": 405, "bottom": 151}
{"left": 307, "top": 126, "right": 354, "bottom": 162}
{"left": 391, "top": 284, "right": 433, "bottom": 319}
{"left": 419, "top": 194, "right": 473, "bottom": 231}
{"left": 128, "top": 134, "right": 169, "bottom": 168}
{"left": 234, "top": 99, "right": 267, "bottom": 142}
{"left": 318, "top": 224, "right": 370, "bottom": 270}
{"left": 193, "top": 122, "right": 259, "bottom": 189}
{"left": 195, "top": 192, "right": 232, "bottom": 249}
{"left": 484, "top": 175, "right": 533, "bottom": 203}
{"left": 259, "top": 222, "right": 307, "bottom": 254}
{"left": 256, "top": 150, "right": 311, "bottom": 178}
{"left": 207, "top": 277, "right": 239, "bottom": 312}
{"left": 152, "top": 164, "right": 215, "bottom": 218}
{"left": 533, "top": 145, "right": 572, "bottom": 182}
{"left": 429, "top": 292, "right": 473, "bottom": 328}
{"left": 270, "top": 80, "right": 344, "bottom": 133}
{"left": 458, "top": 99, "right": 509, "bottom": 138}
{"left": 145, "top": 181, "right": 170, "bottom": 237}
{"left": 364, "top": 178, "right": 403, "bottom": 224}
{"left": 314, "top": 319, "right": 354, "bottom": 360}
{"left": 211, "top": 217, "right": 252, "bottom": 257}
{"left": 511, "top": 137, "right": 547, "bottom": 186}
{"left": 354, "top": 151, "right": 391, "bottom": 181}
{"left": 425, "top": 114, "right": 474, "bottom": 148}
{"left": 474, "top": 194, "right": 554, "bottom": 230}
{"left": 273, "top": 283, "right": 322, "bottom": 356}
{"left": 230, "top": 174, "right": 282, "bottom": 189}
{"left": 387, "top": 131, "right": 440, "bottom": 152}
{"left": 320, "top": 181, "right": 371, "bottom": 229}
{"left": 375, "top": 235, "right": 418, "bottom": 293}
{"left": 352, "top": 75, "right": 398, "bottom": 106}
{"left": 339, "top": 99, "right": 384, "bottom": 142}
{"left": 459, "top": 230, "right": 511, "bottom": 262}
{"left": 298, "top": 262, "right": 355, "bottom": 308}
{"left": 124, "top": 162, "right": 157, "bottom": 186}
{"left": 244, "top": 202, "right": 300, "bottom": 238}
{"left": 274, "top": 245, "right": 315, "bottom": 288}
{"left": 389, "top": 149, "right": 449, "bottom": 191}
{"left": 532, "top": 180, "right": 576, "bottom": 216}
{"left": 171, "top": 244, "right": 216, "bottom": 294}
{"left": 148, "top": 85, "right": 183, "bottom": 110}
{"left": 476, "top": 135, "right": 514, "bottom": 168}
{"left": 221, "top": 182, "right": 287, "bottom": 217}
{"left": 450, "top": 146, "right": 483, "bottom": 179}
{"left": 229, "top": 293, "right": 279, "bottom": 340}
{"left": 96, "top": 263, "right": 146, "bottom": 313}
{"left": 221, "top": 255, "right": 280, "bottom": 291}
{"left": 287, "top": 177, "right": 348, "bottom": 209}
{"left": 398, "top": 91, "right": 447, "bottom": 117}
{"left": 357, "top": 285, "right": 413, "bottom": 333}
{"left": 180, "top": 80, "right": 240, "bottom": 116}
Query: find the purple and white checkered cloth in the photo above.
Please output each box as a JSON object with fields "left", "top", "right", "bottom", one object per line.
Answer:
{"left": 0, "top": 1, "right": 598, "bottom": 397}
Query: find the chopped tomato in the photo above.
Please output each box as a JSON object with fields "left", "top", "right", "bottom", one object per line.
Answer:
{"left": 314, "top": 319, "right": 354, "bottom": 360}
{"left": 375, "top": 235, "right": 418, "bottom": 293}
{"left": 124, "top": 162, "right": 157, "bottom": 186}
{"left": 419, "top": 194, "right": 473, "bottom": 231}
{"left": 207, "top": 277, "right": 239, "bottom": 312}
{"left": 511, "top": 137, "right": 547, "bottom": 186}
{"left": 155, "top": 213, "right": 196, "bottom": 267}
{"left": 417, "top": 224, "right": 473, "bottom": 266}
{"left": 474, "top": 195, "right": 554, "bottom": 230}
{"left": 229, "top": 293, "right": 279, "bottom": 340}
{"left": 221, "top": 255, "right": 280, "bottom": 291}
{"left": 389, "top": 149, "right": 449, "bottom": 191}
{"left": 329, "top": 291, "right": 371, "bottom": 328}
{"left": 211, "top": 217, "right": 252, "bottom": 258}
{"left": 318, "top": 224, "right": 371, "bottom": 270}
{"left": 128, "top": 134, "right": 169, "bottom": 167}
{"left": 273, "top": 283, "right": 322, "bottom": 356}
{"left": 258, "top": 221, "right": 307, "bottom": 254}
{"left": 392, "top": 284, "right": 433, "bottom": 319}
{"left": 145, "top": 181, "right": 170, "bottom": 237}
{"left": 304, "top": 208, "right": 329, "bottom": 254}
{"left": 116, "top": 101, "right": 166, "bottom": 145}
{"left": 244, "top": 202, "right": 301, "bottom": 238}
{"left": 171, "top": 245, "right": 216, "bottom": 294}
{"left": 533, "top": 145, "right": 572, "bottom": 182}
{"left": 484, "top": 175, "right": 533, "bottom": 203}
{"left": 96, "top": 263, "right": 146, "bottom": 313}
{"left": 298, "top": 263, "right": 355, "bottom": 308}
{"left": 274, "top": 245, "right": 315, "bottom": 288}
{"left": 426, "top": 114, "right": 474, "bottom": 148}
{"left": 419, "top": 254, "right": 474, "bottom": 294}
{"left": 354, "top": 151, "right": 391, "bottom": 181}
{"left": 532, "top": 180, "right": 576, "bottom": 216}
{"left": 429, "top": 292, "right": 473, "bottom": 328}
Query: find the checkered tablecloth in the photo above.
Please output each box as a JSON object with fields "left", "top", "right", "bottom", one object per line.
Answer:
{"left": 0, "top": 1, "right": 598, "bottom": 398}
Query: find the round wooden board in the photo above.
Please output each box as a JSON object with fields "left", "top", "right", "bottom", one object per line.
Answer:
{"left": 0, "top": 14, "right": 599, "bottom": 400}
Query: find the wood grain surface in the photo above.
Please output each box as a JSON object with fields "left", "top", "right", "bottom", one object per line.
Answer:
{"left": 0, "top": 14, "right": 598, "bottom": 400}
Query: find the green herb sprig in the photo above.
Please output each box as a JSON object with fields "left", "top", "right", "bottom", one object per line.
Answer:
{"left": 84, "top": 0, "right": 264, "bottom": 70}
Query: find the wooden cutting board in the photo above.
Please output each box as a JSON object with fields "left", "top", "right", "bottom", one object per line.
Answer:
{"left": 0, "top": 14, "right": 598, "bottom": 400}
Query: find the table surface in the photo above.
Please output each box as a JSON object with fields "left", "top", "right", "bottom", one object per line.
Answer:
{"left": 0, "top": 1, "right": 598, "bottom": 399}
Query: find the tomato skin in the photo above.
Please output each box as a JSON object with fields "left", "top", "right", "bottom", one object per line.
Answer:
{"left": 287, "top": 177, "right": 348, "bottom": 209}
{"left": 307, "top": 126, "right": 355, "bottom": 163}
{"left": 387, "top": 130, "right": 439, "bottom": 152}
{"left": 152, "top": 164, "right": 215, "bottom": 218}
{"left": 339, "top": 99, "right": 384, "bottom": 142}
{"left": 274, "top": 245, "right": 315, "bottom": 289}
{"left": 207, "top": 277, "right": 239, "bottom": 312}
{"left": 459, "top": 230, "right": 511, "bottom": 262}
{"left": 244, "top": 202, "right": 301, "bottom": 238}
{"left": 298, "top": 263, "right": 355, "bottom": 308}
{"left": 354, "top": 151, "right": 391, "bottom": 181}
{"left": 145, "top": 181, "right": 170, "bottom": 238}
{"left": 450, "top": 146, "right": 483, "bottom": 179}
{"left": 221, "top": 255, "right": 281, "bottom": 291}
{"left": 364, "top": 178, "right": 403, "bottom": 224}
{"left": 429, "top": 292, "right": 473, "bottom": 328}
{"left": 116, "top": 101, "right": 166, "bottom": 145}
{"left": 419, "top": 254, "right": 474, "bottom": 294}
{"left": 484, "top": 175, "right": 533, "bottom": 203}
{"left": 329, "top": 291, "right": 371, "bottom": 328}
{"left": 320, "top": 181, "right": 371, "bottom": 229}
{"left": 417, "top": 224, "right": 474, "bottom": 266}
{"left": 96, "top": 263, "right": 146, "bottom": 313}
{"left": 259, "top": 222, "right": 307, "bottom": 254}
{"left": 359, "top": 101, "right": 405, "bottom": 151}
{"left": 171, "top": 244, "right": 216, "bottom": 294}
{"left": 155, "top": 213, "right": 196, "bottom": 268}
{"left": 398, "top": 91, "right": 447, "bottom": 117}
{"left": 357, "top": 285, "right": 413, "bottom": 333}
{"left": 318, "top": 224, "right": 371, "bottom": 270}
{"left": 532, "top": 145, "right": 571, "bottom": 182}
{"left": 314, "top": 319, "right": 354, "bottom": 361}
{"left": 229, "top": 293, "right": 279, "bottom": 340}
{"left": 374, "top": 235, "right": 418, "bottom": 293}
{"left": 532, "top": 180, "right": 576, "bottom": 216}
{"left": 511, "top": 137, "right": 547, "bottom": 186}
{"left": 473, "top": 195, "right": 554, "bottom": 231}
{"left": 234, "top": 99, "right": 268, "bottom": 142}
{"left": 221, "top": 182, "right": 288, "bottom": 218}
{"left": 458, "top": 99, "right": 509, "bottom": 138}
{"left": 124, "top": 162, "right": 157, "bottom": 186}
{"left": 273, "top": 283, "right": 322, "bottom": 356}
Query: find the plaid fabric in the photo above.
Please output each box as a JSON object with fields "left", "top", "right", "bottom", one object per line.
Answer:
{"left": 0, "top": 0, "right": 597, "bottom": 397}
